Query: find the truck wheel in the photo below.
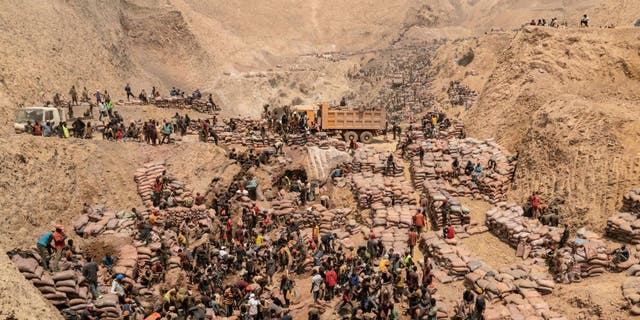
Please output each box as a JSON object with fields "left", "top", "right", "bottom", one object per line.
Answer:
{"left": 359, "top": 131, "right": 373, "bottom": 144}
{"left": 344, "top": 131, "right": 358, "bottom": 142}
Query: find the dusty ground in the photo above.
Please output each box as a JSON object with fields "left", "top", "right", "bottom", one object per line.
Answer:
{"left": 2, "top": 1, "right": 640, "bottom": 319}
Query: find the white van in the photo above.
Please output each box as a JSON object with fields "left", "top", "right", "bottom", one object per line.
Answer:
{"left": 14, "top": 106, "right": 67, "bottom": 133}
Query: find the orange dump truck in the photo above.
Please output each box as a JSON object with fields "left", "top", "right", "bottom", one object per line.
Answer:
{"left": 294, "top": 103, "right": 386, "bottom": 143}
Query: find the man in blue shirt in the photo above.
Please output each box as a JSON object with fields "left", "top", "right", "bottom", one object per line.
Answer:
{"left": 37, "top": 230, "right": 54, "bottom": 270}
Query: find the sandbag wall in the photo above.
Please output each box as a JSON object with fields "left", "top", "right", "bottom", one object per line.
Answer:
{"left": 152, "top": 96, "right": 214, "bottom": 113}
{"left": 622, "top": 189, "right": 640, "bottom": 214}
{"left": 73, "top": 205, "right": 137, "bottom": 238}
{"left": 423, "top": 180, "right": 470, "bottom": 229}
{"left": 605, "top": 189, "right": 640, "bottom": 243}
{"left": 485, "top": 204, "right": 563, "bottom": 258}
{"left": 483, "top": 290, "right": 566, "bottom": 320}
{"left": 367, "top": 203, "right": 418, "bottom": 229}
{"left": 359, "top": 225, "right": 411, "bottom": 255}
{"left": 622, "top": 249, "right": 640, "bottom": 316}
{"left": 408, "top": 138, "right": 515, "bottom": 202}
{"left": 551, "top": 229, "right": 609, "bottom": 283}
{"left": 134, "top": 161, "right": 193, "bottom": 208}
{"left": 351, "top": 172, "right": 416, "bottom": 209}
{"left": 349, "top": 148, "right": 404, "bottom": 177}
{"left": 605, "top": 211, "right": 640, "bottom": 244}
{"left": 10, "top": 254, "right": 94, "bottom": 314}
{"left": 464, "top": 261, "right": 555, "bottom": 300}
{"left": 420, "top": 232, "right": 480, "bottom": 282}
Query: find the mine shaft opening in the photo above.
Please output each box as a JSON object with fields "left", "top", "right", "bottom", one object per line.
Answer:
{"left": 275, "top": 168, "right": 308, "bottom": 191}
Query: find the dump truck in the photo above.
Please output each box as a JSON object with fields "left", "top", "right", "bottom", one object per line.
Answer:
{"left": 292, "top": 103, "right": 386, "bottom": 143}
{"left": 14, "top": 106, "right": 67, "bottom": 133}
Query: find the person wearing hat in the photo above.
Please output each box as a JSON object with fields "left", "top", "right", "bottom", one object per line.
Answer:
{"left": 111, "top": 274, "right": 126, "bottom": 302}
{"left": 475, "top": 287, "right": 486, "bottom": 317}
{"left": 51, "top": 225, "right": 67, "bottom": 272}
{"left": 248, "top": 293, "right": 261, "bottom": 319}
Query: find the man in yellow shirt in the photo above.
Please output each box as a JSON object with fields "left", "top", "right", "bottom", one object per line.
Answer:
{"left": 379, "top": 254, "right": 390, "bottom": 273}
{"left": 255, "top": 233, "right": 263, "bottom": 247}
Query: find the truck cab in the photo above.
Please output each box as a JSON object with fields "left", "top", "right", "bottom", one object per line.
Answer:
{"left": 14, "top": 106, "right": 66, "bottom": 133}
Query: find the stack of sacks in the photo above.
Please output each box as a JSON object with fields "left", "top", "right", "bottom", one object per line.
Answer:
{"left": 374, "top": 226, "right": 410, "bottom": 254}
{"left": 623, "top": 249, "right": 640, "bottom": 316}
{"left": 485, "top": 204, "right": 563, "bottom": 258}
{"left": 465, "top": 262, "right": 555, "bottom": 301}
{"left": 552, "top": 228, "right": 609, "bottom": 283}
{"left": 11, "top": 254, "right": 68, "bottom": 307}
{"left": 605, "top": 211, "right": 640, "bottom": 244}
{"left": 318, "top": 138, "right": 348, "bottom": 151}
{"left": 134, "top": 162, "right": 193, "bottom": 208}
{"left": 93, "top": 294, "right": 122, "bottom": 319}
{"left": 420, "top": 232, "right": 481, "bottom": 282}
{"left": 483, "top": 290, "right": 567, "bottom": 320}
{"left": 623, "top": 189, "right": 640, "bottom": 213}
{"left": 351, "top": 172, "right": 416, "bottom": 209}
{"left": 367, "top": 203, "right": 418, "bottom": 228}
{"left": 408, "top": 138, "right": 515, "bottom": 202}
{"left": 313, "top": 205, "right": 352, "bottom": 234}
{"left": 73, "top": 205, "right": 105, "bottom": 237}
{"left": 152, "top": 96, "right": 214, "bottom": 113}
{"left": 423, "top": 181, "right": 470, "bottom": 228}
{"left": 53, "top": 270, "right": 89, "bottom": 310}
{"left": 270, "top": 199, "right": 299, "bottom": 217}
{"left": 74, "top": 207, "right": 137, "bottom": 238}
{"left": 113, "top": 245, "right": 138, "bottom": 279}
{"left": 217, "top": 130, "right": 276, "bottom": 148}
{"left": 350, "top": 149, "right": 404, "bottom": 176}
{"left": 605, "top": 189, "right": 640, "bottom": 243}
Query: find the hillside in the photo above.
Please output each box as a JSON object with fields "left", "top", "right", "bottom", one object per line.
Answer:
{"left": 428, "top": 27, "right": 640, "bottom": 230}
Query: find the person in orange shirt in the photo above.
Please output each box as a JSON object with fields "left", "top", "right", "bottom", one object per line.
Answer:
{"left": 52, "top": 225, "right": 67, "bottom": 271}
{"left": 408, "top": 227, "right": 418, "bottom": 255}
{"left": 413, "top": 210, "right": 425, "bottom": 234}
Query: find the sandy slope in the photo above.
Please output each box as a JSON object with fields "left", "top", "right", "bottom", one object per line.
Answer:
{"left": 428, "top": 27, "right": 640, "bottom": 230}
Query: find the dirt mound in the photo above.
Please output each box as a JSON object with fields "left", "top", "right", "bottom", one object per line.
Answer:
{"left": 428, "top": 27, "right": 640, "bottom": 231}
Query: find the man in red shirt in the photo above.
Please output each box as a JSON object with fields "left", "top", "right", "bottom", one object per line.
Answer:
{"left": 52, "top": 225, "right": 67, "bottom": 272}
{"left": 324, "top": 267, "right": 338, "bottom": 301}
{"left": 531, "top": 192, "right": 541, "bottom": 218}
{"left": 414, "top": 210, "right": 425, "bottom": 234}
{"left": 445, "top": 224, "right": 455, "bottom": 239}
{"left": 408, "top": 227, "right": 418, "bottom": 255}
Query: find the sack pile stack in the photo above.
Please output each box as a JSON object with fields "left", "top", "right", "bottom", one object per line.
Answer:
{"left": 551, "top": 228, "right": 609, "bottom": 283}
{"left": 217, "top": 131, "right": 276, "bottom": 148}
{"left": 350, "top": 149, "right": 404, "bottom": 177}
{"left": 134, "top": 161, "right": 194, "bottom": 209}
{"left": 605, "top": 189, "right": 640, "bottom": 243}
{"left": 351, "top": 172, "right": 416, "bottom": 209}
{"left": 483, "top": 290, "right": 566, "bottom": 320}
{"left": 152, "top": 96, "right": 214, "bottom": 113}
{"left": 407, "top": 138, "right": 515, "bottom": 202}
{"left": 623, "top": 189, "right": 640, "bottom": 213}
{"left": 423, "top": 181, "right": 470, "bottom": 228}
{"left": 623, "top": 249, "right": 640, "bottom": 316}
{"left": 465, "top": 261, "right": 555, "bottom": 301}
{"left": 359, "top": 225, "right": 411, "bottom": 255}
{"left": 72, "top": 205, "right": 136, "bottom": 238}
{"left": 312, "top": 205, "right": 353, "bottom": 235}
{"left": 10, "top": 254, "right": 91, "bottom": 311}
{"left": 93, "top": 294, "right": 122, "bottom": 319}
{"left": 420, "top": 232, "right": 481, "bottom": 282}
{"left": 605, "top": 211, "right": 640, "bottom": 244}
{"left": 485, "top": 204, "right": 564, "bottom": 258}
{"left": 367, "top": 204, "right": 418, "bottom": 228}
{"left": 73, "top": 206, "right": 138, "bottom": 239}
{"left": 318, "top": 137, "right": 348, "bottom": 151}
